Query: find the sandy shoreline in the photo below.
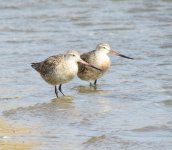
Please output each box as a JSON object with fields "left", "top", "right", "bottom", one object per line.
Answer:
{"left": 0, "top": 117, "right": 39, "bottom": 150}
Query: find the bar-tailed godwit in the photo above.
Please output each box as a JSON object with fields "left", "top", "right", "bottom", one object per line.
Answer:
{"left": 31, "top": 50, "right": 101, "bottom": 97}
{"left": 77, "top": 42, "right": 133, "bottom": 86}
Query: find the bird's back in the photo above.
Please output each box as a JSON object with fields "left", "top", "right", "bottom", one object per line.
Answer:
{"left": 31, "top": 54, "right": 64, "bottom": 75}
{"left": 40, "top": 55, "right": 64, "bottom": 76}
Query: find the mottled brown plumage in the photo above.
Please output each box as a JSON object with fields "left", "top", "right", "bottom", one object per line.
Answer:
{"left": 32, "top": 55, "right": 64, "bottom": 76}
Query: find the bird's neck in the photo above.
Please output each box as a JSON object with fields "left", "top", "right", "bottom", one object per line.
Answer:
{"left": 65, "top": 59, "right": 78, "bottom": 75}
{"left": 95, "top": 51, "right": 108, "bottom": 57}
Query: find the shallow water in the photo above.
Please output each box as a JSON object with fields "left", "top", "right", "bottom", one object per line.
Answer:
{"left": 0, "top": 0, "right": 172, "bottom": 149}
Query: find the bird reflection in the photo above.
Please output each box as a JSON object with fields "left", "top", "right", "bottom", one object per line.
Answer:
{"left": 73, "top": 85, "right": 112, "bottom": 95}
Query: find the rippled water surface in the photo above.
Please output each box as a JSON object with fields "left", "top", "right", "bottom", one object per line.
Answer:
{"left": 0, "top": 0, "right": 172, "bottom": 149}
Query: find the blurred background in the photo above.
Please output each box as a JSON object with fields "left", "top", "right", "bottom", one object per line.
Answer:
{"left": 0, "top": 0, "right": 172, "bottom": 149}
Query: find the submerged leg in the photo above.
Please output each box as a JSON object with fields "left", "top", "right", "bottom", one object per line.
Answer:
{"left": 55, "top": 85, "right": 58, "bottom": 97}
{"left": 58, "top": 84, "right": 65, "bottom": 96}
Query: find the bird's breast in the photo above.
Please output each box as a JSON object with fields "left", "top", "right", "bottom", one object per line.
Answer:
{"left": 95, "top": 54, "right": 110, "bottom": 73}
{"left": 65, "top": 60, "right": 78, "bottom": 76}
{"left": 100, "top": 59, "right": 110, "bottom": 72}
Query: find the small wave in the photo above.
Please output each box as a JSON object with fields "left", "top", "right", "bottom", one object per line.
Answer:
{"left": 157, "top": 99, "right": 172, "bottom": 106}
{"left": 132, "top": 125, "right": 170, "bottom": 132}
{"left": 83, "top": 134, "right": 106, "bottom": 145}
{"left": 0, "top": 97, "right": 20, "bottom": 100}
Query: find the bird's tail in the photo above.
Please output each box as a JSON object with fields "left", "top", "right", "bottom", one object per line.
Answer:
{"left": 31, "top": 62, "right": 41, "bottom": 72}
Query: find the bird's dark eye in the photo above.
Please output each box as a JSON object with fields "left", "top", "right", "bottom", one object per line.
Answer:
{"left": 73, "top": 54, "right": 75, "bottom": 56}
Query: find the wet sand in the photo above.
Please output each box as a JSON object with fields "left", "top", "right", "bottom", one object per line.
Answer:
{"left": 0, "top": 118, "right": 39, "bottom": 150}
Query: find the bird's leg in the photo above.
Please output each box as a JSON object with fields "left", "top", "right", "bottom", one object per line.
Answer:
{"left": 93, "top": 80, "right": 97, "bottom": 90}
{"left": 94, "top": 80, "right": 97, "bottom": 86}
{"left": 55, "top": 85, "right": 58, "bottom": 97}
{"left": 89, "top": 80, "right": 97, "bottom": 88}
{"left": 58, "top": 84, "right": 65, "bottom": 96}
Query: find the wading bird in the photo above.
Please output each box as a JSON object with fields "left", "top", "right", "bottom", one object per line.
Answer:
{"left": 77, "top": 42, "right": 133, "bottom": 86}
{"left": 31, "top": 50, "right": 101, "bottom": 97}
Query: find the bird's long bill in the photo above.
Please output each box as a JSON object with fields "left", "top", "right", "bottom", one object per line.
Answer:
{"left": 79, "top": 59, "right": 102, "bottom": 71}
{"left": 109, "top": 50, "right": 134, "bottom": 59}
